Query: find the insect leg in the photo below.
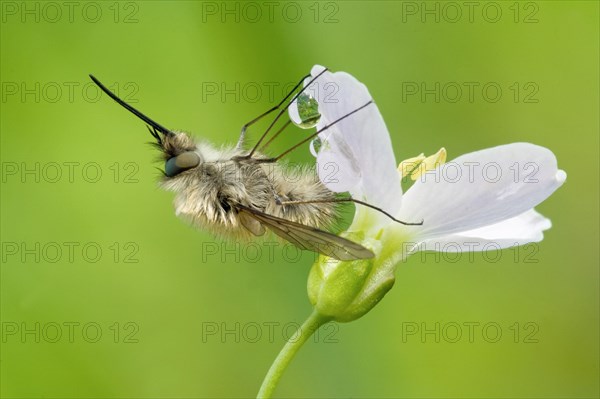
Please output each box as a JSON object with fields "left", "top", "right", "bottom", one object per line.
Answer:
{"left": 256, "top": 120, "right": 292, "bottom": 153}
{"left": 276, "top": 197, "right": 423, "bottom": 226}
{"left": 252, "top": 100, "right": 373, "bottom": 163}
{"left": 242, "top": 68, "right": 329, "bottom": 157}
{"left": 236, "top": 73, "right": 310, "bottom": 149}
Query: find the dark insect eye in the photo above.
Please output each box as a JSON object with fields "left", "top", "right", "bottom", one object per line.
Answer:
{"left": 165, "top": 151, "right": 201, "bottom": 177}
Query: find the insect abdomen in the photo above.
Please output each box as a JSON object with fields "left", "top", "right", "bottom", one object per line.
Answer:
{"left": 165, "top": 158, "right": 337, "bottom": 240}
{"left": 266, "top": 165, "right": 337, "bottom": 229}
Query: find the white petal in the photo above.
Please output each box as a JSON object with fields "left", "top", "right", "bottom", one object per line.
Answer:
{"left": 293, "top": 65, "right": 402, "bottom": 219}
{"left": 397, "top": 143, "right": 566, "bottom": 239}
{"left": 416, "top": 209, "right": 552, "bottom": 252}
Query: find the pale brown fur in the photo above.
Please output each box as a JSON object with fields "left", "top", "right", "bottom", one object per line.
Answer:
{"left": 159, "top": 132, "right": 337, "bottom": 240}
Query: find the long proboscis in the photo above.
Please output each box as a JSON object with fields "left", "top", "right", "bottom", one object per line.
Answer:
{"left": 89, "top": 74, "right": 175, "bottom": 137}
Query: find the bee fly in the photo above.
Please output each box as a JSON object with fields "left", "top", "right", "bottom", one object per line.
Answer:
{"left": 89, "top": 70, "right": 421, "bottom": 261}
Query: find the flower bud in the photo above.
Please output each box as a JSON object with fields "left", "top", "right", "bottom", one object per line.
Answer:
{"left": 307, "top": 235, "right": 395, "bottom": 322}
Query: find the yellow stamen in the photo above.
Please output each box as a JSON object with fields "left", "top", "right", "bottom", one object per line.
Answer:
{"left": 397, "top": 153, "right": 425, "bottom": 178}
{"left": 410, "top": 148, "right": 447, "bottom": 180}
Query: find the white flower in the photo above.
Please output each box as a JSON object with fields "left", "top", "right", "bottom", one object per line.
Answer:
{"left": 290, "top": 65, "right": 566, "bottom": 321}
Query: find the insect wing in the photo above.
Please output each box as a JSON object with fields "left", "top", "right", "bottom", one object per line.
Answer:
{"left": 239, "top": 211, "right": 266, "bottom": 236}
{"left": 237, "top": 205, "right": 374, "bottom": 261}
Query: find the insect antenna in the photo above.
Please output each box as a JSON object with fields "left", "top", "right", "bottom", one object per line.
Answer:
{"left": 243, "top": 67, "right": 330, "bottom": 158}
{"left": 89, "top": 74, "right": 175, "bottom": 139}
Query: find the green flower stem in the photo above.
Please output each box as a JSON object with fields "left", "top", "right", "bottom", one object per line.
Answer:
{"left": 257, "top": 310, "right": 331, "bottom": 398}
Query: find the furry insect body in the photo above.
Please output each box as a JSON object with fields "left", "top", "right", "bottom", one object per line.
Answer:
{"left": 90, "top": 73, "right": 376, "bottom": 260}
{"left": 159, "top": 132, "right": 337, "bottom": 240}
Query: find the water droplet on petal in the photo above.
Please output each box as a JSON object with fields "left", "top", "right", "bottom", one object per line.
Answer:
{"left": 310, "top": 137, "right": 322, "bottom": 156}
{"left": 292, "top": 93, "right": 321, "bottom": 129}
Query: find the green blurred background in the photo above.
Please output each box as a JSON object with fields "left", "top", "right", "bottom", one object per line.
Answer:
{"left": 1, "top": 1, "right": 598, "bottom": 397}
